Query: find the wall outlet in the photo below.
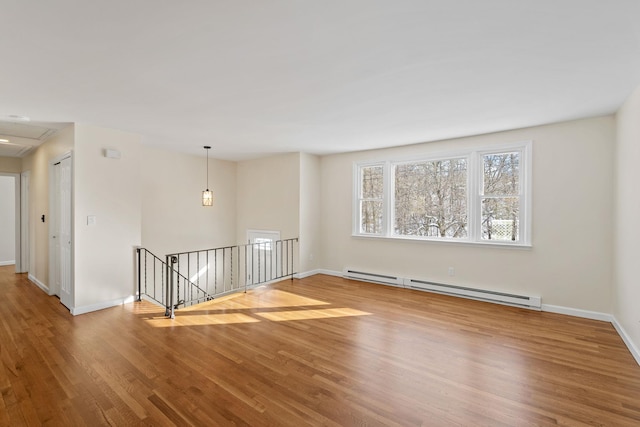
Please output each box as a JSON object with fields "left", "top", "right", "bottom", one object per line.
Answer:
{"left": 448, "top": 267, "right": 455, "bottom": 276}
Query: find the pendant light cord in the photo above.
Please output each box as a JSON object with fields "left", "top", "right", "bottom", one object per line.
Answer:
{"left": 204, "top": 145, "right": 211, "bottom": 190}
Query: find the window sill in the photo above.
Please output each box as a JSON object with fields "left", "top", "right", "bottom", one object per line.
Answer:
{"left": 351, "top": 233, "right": 532, "bottom": 249}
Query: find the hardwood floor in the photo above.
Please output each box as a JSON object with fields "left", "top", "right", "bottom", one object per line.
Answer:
{"left": 1, "top": 265, "right": 639, "bottom": 426}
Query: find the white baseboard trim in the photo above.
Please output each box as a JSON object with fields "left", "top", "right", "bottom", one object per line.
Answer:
{"left": 0, "top": 260, "right": 16, "bottom": 266}
{"left": 28, "top": 274, "right": 49, "bottom": 294}
{"left": 295, "top": 270, "right": 317, "bottom": 279}
{"left": 541, "top": 304, "right": 613, "bottom": 322}
{"left": 295, "top": 269, "right": 342, "bottom": 279}
{"left": 71, "top": 295, "right": 136, "bottom": 316}
{"left": 611, "top": 317, "right": 640, "bottom": 366}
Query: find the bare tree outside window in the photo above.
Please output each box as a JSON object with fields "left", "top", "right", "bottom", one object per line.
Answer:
{"left": 394, "top": 158, "right": 467, "bottom": 238}
{"left": 360, "top": 165, "right": 384, "bottom": 234}
{"left": 354, "top": 142, "right": 529, "bottom": 244}
{"left": 481, "top": 152, "right": 520, "bottom": 241}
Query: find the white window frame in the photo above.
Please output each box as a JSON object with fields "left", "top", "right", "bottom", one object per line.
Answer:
{"left": 353, "top": 161, "right": 388, "bottom": 236}
{"left": 352, "top": 141, "right": 532, "bottom": 247}
{"left": 391, "top": 154, "right": 469, "bottom": 239}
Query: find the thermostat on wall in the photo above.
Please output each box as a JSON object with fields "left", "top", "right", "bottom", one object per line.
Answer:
{"left": 104, "top": 149, "right": 121, "bottom": 159}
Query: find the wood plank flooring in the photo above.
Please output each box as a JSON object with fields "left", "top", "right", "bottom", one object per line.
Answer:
{"left": 1, "top": 265, "right": 639, "bottom": 426}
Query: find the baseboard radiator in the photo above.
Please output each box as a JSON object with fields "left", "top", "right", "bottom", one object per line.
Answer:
{"left": 343, "top": 269, "right": 404, "bottom": 286}
{"left": 343, "top": 269, "right": 541, "bottom": 310}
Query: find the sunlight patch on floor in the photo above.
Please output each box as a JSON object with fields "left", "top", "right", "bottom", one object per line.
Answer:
{"left": 182, "top": 289, "right": 330, "bottom": 311}
{"left": 146, "top": 313, "right": 260, "bottom": 327}
{"left": 238, "top": 289, "right": 330, "bottom": 309}
{"left": 139, "top": 287, "right": 367, "bottom": 327}
{"left": 255, "top": 308, "right": 371, "bottom": 321}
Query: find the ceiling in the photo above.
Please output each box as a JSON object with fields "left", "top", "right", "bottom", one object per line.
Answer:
{"left": 0, "top": 120, "right": 69, "bottom": 157}
{"left": 1, "top": 1, "right": 639, "bottom": 161}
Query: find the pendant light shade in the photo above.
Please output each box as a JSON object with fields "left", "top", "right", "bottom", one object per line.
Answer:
{"left": 202, "top": 146, "right": 213, "bottom": 206}
{"left": 202, "top": 189, "right": 213, "bottom": 206}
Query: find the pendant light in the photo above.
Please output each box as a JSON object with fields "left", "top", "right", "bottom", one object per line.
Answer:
{"left": 202, "top": 146, "right": 213, "bottom": 206}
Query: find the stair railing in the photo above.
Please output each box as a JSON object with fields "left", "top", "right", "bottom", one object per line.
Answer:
{"left": 136, "top": 248, "right": 213, "bottom": 317}
{"left": 137, "top": 238, "right": 298, "bottom": 318}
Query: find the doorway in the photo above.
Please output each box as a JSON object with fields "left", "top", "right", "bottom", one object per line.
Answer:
{"left": 0, "top": 172, "right": 29, "bottom": 274}
{"left": 0, "top": 174, "right": 18, "bottom": 270}
{"left": 247, "top": 229, "right": 280, "bottom": 285}
{"left": 50, "top": 154, "right": 73, "bottom": 309}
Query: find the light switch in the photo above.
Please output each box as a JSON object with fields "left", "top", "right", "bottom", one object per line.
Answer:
{"left": 87, "top": 215, "right": 97, "bottom": 226}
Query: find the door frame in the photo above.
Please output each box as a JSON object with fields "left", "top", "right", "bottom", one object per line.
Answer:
{"left": 246, "top": 229, "right": 280, "bottom": 285}
{"left": 19, "top": 171, "right": 29, "bottom": 274}
{"left": 0, "top": 173, "right": 21, "bottom": 271}
{"left": 49, "top": 152, "right": 73, "bottom": 308}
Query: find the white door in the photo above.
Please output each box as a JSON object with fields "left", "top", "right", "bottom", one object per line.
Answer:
{"left": 247, "top": 230, "right": 280, "bottom": 285}
{"left": 50, "top": 164, "right": 60, "bottom": 296}
{"left": 51, "top": 156, "right": 73, "bottom": 309}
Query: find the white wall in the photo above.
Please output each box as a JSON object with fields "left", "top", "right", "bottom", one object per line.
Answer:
{"left": 0, "top": 157, "right": 22, "bottom": 174}
{"left": 614, "top": 85, "right": 640, "bottom": 361}
{"left": 0, "top": 176, "right": 16, "bottom": 265}
{"left": 236, "top": 153, "right": 300, "bottom": 244}
{"left": 73, "top": 124, "right": 142, "bottom": 311}
{"left": 299, "top": 153, "right": 321, "bottom": 273}
{"left": 141, "top": 145, "right": 237, "bottom": 256}
{"left": 320, "top": 116, "right": 615, "bottom": 313}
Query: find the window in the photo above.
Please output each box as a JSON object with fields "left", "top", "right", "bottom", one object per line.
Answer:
{"left": 253, "top": 237, "right": 273, "bottom": 251}
{"left": 481, "top": 152, "right": 520, "bottom": 241}
{"left": 357, "top": 164, "right": 385, "bottom": 235}
{"left": 394, "top": 158, "right": 468, "bottom": 238}
{"left": 353, "top": 141, "right": 531, "bottom": 246}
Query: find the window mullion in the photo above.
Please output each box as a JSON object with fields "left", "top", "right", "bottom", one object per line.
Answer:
{"left": 385, "top": 161, "right": 393, "bottom": 237}
{"left": 468, "top": 152, "right": 479, "bottom": 242}
{"left": 353, "top": 165, "right": 360, "bottom": 235}
{"left": 523, "top": 148, "right": 528, "bottom": 244}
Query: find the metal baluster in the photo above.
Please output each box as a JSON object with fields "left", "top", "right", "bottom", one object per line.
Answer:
{"left": 158, "top": 258, "right": 162, "bottom": 304}
{"left": 291, "top": 239, "right": 295, "bottom": 281}
{"left": 215, "top": 249, "right": 218, "bottom": 294}
{"left": 223, "top": 248, "right": 226, "bottom": 293}
{"left": 169, "top": 256, "right": 176, "bottom": 318}
{"left": 165, "top": 255, "right": 171, "bottom": 317}
{"left": 151, "top": 255, "right": 155, "bottom": 301}
{"left": 196, "top": 252, "right": 200, "bottom": 303}
{"left": 274, "top": 241, "right": 278, "bottom": 279}
{"left": 151, "top": 253, "right": 155, "bottom": 300}
{"left": 258, "top": 242, "right": 262, "bottom": 284}
{"left": 146, "top": 250, "right": 150, "bottom": 298}
{"left": 244, "top": 245, "right": 248, "bottom": 293}
{"left": 279, "top": 241, "right": 282, "bottom": 279}
{"left": 137, "top": 248, "right": 141, "bottom": 301}
{"left": 177, "top": 255, "right": 181, "bottom": 308}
